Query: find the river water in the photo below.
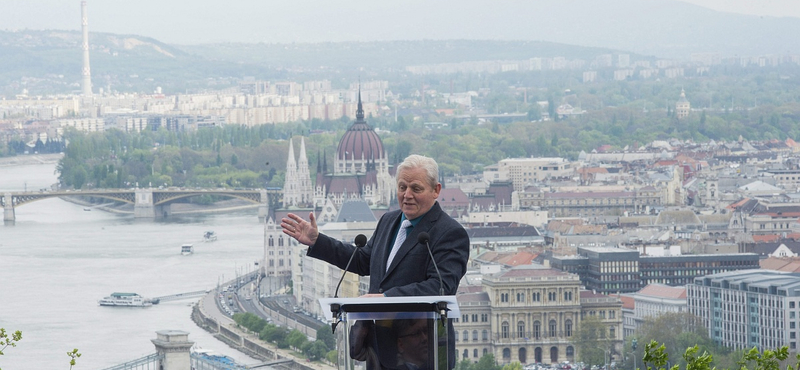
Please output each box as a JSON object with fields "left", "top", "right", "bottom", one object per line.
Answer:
{"left": 0, "top": 159, "right": 264, "bottom": 369}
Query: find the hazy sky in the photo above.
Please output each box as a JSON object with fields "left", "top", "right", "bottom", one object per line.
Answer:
{"left": 2, "top": 0, "right": 798, "bottom": 45}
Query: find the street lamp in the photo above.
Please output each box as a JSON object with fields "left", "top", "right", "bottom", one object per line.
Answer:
{"left": 631, "top": 338, "right": 638, "bottom": 370}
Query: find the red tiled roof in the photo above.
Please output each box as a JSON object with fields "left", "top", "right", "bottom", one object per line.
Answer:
{"left": 580, "top": 290, "right": 607, "bottom": 298}
{"left": 501, "top": 267, "right": 569, "bottom": 278}
{"left": 726, "top": 198, "right": 751, "bottom": 210}
{"left": 753, "top": 235, "right": 781, "bottom": 243}
{"left": 638, "top": 284, "right": 687, "bottom": 299}
{"left": 458, "top": 285, "right": 485, "bottom": 294}
{"left": 619, "top": 295, "right": 635, "bottom": 309}
{"left": 456, "top": 291, "right": 490, "bottom": 302}
{"left": 497, "top": 251, "right": 538, "bottom": 267}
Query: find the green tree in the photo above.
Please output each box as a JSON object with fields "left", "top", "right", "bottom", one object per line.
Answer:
{"left": 573, "top": 315, "right": 612, "bottom": 366}
{"left": 1, "top": 328, "right": 79, "bottom": 370}
{"left": 260, "top": 324, "right": 289, "bottom": 344}
{"left": 303, "top": 340, "right": 329, "bottom": 361}
{"left": 456, "top": 358, "right": 474, "bottom": 370}
{"left": 72, "top": 166, "right": 88, "bottom": 189}
{"left": 67, "top": 348, "right": 81, "bottom": 370}
{"left": 502, "top": 361, "right": 523, "bottom": 370}
{"left": 316, "top": 326, "right": 335, "bottom": 350}
{"left": 1, "top": 328, "right": 23, "bottom": 369}
{"left": 528, "top": 105, "right": 541, "bottom": 121}
{"left": 636, "top": 313, "right": 714, "bottom": 369}
{"left": 287, "top": 330, "right": 308, "bottom": 351}
{"left": 475, "top": 353, "right": 500, "bottom": 370}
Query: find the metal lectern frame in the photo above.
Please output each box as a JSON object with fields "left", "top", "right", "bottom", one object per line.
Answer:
{"left": 320, "top": 296, "right": 460, "bottom": 370}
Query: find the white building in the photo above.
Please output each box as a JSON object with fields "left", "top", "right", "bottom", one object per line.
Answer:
{"left": 620, "top": 283, "right": 687, "bottom": 336}
{"left": 294, "top": 219, "right": 378, "bottom": 318}
{"left": 483, "top": 157, "right": 576, "bottom": 192}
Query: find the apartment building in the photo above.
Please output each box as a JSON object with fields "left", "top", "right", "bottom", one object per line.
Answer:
{"left": 483, "top": 158, "right": 576, "bottom": 192}
{"left": 551, "top": 247, "right": 760, "bottom": 294}
{"left": 688, "top": 270, "right": 800, "bottom": 352}
{"left": 518, "top": 186, "right": 662, "bottom": 217}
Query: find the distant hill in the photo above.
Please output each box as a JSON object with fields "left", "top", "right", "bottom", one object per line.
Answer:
{"left": 0, "top": 30, "right": 621, "bottom": 96}
{"left": 177, "top": 40, "right": 621, "bottom": 70}
{"left": 0, "top": 30, "right": 283, "bottom": 95}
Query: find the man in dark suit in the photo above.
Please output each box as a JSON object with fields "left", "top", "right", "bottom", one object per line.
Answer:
{"left": 281, "top": 154, "right": 470, "bottom": 369}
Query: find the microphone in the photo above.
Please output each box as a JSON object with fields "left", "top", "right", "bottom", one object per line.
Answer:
{"left": 417, "top": 232, "right": 444, "bottom": 296}
{"left": 334, "top": 234, "right": 367, "bottom": 298}
{"left": 331, "top": 234, "right": 367, "bottom": 334}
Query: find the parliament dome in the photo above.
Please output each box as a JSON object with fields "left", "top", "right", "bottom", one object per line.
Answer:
{"left": 336, "top": 95, "right": 384, "bottom": 162}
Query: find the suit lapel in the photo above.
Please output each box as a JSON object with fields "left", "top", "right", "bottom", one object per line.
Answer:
{"left": 383, "top": 203, "right": 441, "bottom": 278}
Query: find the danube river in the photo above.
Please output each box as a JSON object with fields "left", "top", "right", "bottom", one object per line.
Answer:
{"left": 0, "top": 157, "right": 263, "bottom": 369}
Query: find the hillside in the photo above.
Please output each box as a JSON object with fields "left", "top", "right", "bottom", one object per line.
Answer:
{"left": 0, "top": 31, "right": 621, "bottom": 96}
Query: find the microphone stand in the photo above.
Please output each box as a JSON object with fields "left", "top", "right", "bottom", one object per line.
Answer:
{"left": 418, "top": 232, "right": 448, "bottom": 322}
{"left": 331, "top": 234, "right": 367, "bottom": 333}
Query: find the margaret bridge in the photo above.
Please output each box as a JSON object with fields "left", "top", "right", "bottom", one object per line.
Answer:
{"left": 2, "top": 188, "right": 283, "bottom": 222}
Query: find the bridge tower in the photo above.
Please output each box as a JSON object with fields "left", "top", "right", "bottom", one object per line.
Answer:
{"left": 3, "top": 193, "right": 14, "bottom": 223}
{"left": 258, "top": 189, "right": 269, "bottom": 221}
{"left": 151, "top": 330, "right": 193, "bottom": 370}
{"left": 134, "top": 189, "right": 155, "bottom": 218}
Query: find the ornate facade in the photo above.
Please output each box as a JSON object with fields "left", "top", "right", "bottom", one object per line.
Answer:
{"left": 263, "top": 217, "right": 296, "bottom": 279}
{"left": 455, "top": 266, "right": 623, "bottom": 365}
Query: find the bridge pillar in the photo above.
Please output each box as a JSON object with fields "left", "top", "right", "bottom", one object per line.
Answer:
{"left": 3, "top": 193, "right": 14, "bottom": 223}
{"left": 258, "top": 189, "right": 269, "bottom": 222}
{"left": 151, "top": 330, "right": 193, "bottom": 370}
{"left": 134, "top": 189, "right": 155, "bottom": 218}
{"left": 157, "top": 204, "right": 172, "bottom": 219}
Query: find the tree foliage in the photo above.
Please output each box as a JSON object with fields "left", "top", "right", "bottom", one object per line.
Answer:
{"left": 0, "top": 328, "right": 23, "bottom": 368}
{"left": 634, "top": 313, "right": 717, "bottom": 369}
{"left": 574, "top": 315, "right": 614, "bottom": 366}
{"left": 287, "top": 330, "right": 308, "bottom": 351}
{"left": 1, "top": 328, "right": 79, "bottom": 370}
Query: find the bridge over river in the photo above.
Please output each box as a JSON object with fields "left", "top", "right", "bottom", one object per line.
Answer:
{"left": 2, "top": 188, "right": 282, "bottom": 222}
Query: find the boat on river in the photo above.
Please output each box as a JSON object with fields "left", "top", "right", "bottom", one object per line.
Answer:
{"left": 203, "top": 231, "right": 217, "bottom": 242}
{"left": 98, "top": 292, "right": 153, "bottom": 307}
{"left": 181, "top": 244, "right": 194, "bottom": 255}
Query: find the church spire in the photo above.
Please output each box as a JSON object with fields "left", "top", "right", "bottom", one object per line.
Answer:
{"left": 283, "top": 138, "right": 298, "bottom": 207}
{"left": 356, "top": 85, "right": 365, "bottom": 122}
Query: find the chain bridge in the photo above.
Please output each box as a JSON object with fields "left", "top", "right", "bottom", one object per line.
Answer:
{"left": 2, "top": 188, "right": 282, "bottom": 222}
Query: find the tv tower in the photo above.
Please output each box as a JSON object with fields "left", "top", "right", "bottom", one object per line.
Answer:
{"left": 81, "top": 0, "right": 93, "bottom": 97}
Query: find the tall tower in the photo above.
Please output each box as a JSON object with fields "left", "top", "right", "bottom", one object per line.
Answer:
{"left": 283, "top": 138, "right": 299, "bottom": 207}
{"left": 296, "top": 138, "right": 314, "bottom": 204}
{"left": 81, "top": 0, "right": 93, "bottom": 97}
{"left": 676, "top": 88, "right": 690, "bottom": 120}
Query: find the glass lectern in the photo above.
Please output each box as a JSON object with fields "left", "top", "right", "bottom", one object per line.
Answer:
{"left": 319, "top": 296, "right": 460, "bottom": 370}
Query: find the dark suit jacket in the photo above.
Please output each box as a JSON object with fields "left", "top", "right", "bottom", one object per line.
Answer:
{"left": 307, "top": 201, "right": 469, "bottom": 368}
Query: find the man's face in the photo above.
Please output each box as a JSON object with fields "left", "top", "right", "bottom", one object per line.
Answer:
{"left": 397, "top": 319, "right": 429, "bottom": 367}
{"left": 396, "top": 166, "right": 441, "bottom": 220}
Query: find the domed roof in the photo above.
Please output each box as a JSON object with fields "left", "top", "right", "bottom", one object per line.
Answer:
{"left": 336, "top": 93, "right": 384, "bottom": 161}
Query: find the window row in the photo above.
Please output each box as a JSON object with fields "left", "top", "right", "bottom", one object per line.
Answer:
{"left": 460, "top": 313, "right": 489, "bottom": 323}
{"left": 499, "top": 290, "right": 575, "bottom": 303}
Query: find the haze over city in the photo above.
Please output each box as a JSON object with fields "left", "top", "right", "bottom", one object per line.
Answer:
{"left": 2, "top": 0, "right": 799, "bottom": 56}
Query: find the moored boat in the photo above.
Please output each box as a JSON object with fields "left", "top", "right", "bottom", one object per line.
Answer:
{"left": 181, "top": 244, "right": 194, "bottom": 255}
{"left": 98, "top": 292, "right": 152, "bottom": 307}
